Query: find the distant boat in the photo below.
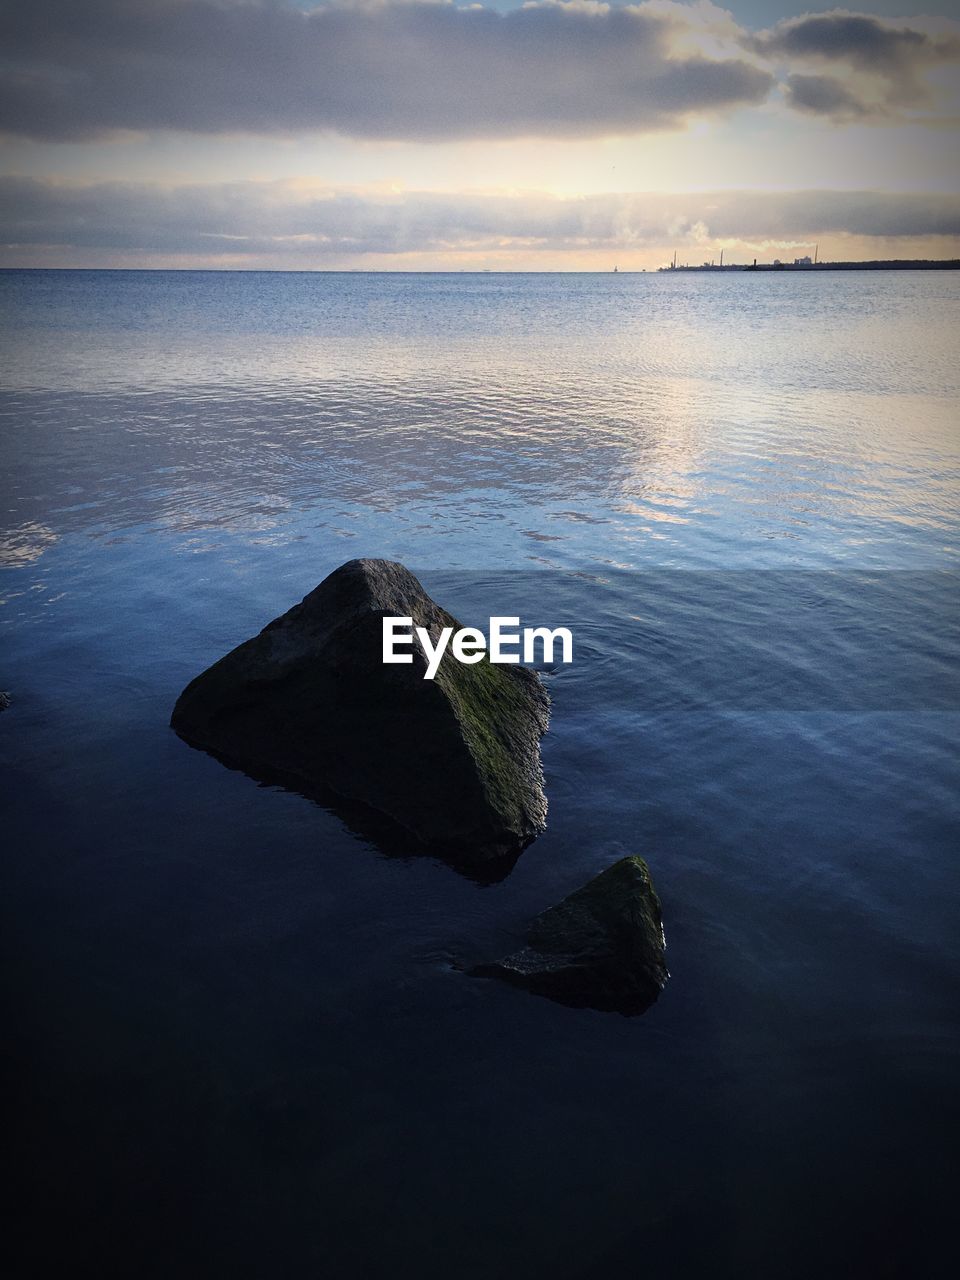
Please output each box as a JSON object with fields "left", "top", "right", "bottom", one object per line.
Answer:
{"left": 613, "top": 265, "right": 619, "bottom": 273}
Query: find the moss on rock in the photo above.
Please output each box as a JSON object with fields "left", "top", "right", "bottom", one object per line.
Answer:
{"left": 171, "top": 559, "right": 549, "bottom": 864}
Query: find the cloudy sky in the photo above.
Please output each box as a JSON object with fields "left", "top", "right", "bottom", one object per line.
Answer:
{"left": 1, "top": 0, "right": 958, "bottom": 269}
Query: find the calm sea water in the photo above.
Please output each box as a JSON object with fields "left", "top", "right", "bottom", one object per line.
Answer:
{"left": 2, "top": 270, "right": 958, "bottom": 1277}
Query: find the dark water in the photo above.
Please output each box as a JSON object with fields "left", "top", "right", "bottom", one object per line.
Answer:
{"left": 2, "top": 270, "right": 959, "bottom": 1277}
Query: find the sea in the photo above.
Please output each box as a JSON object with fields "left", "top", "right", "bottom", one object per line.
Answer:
{"left": 1, "top": 268, "right": 958, "bottom": 1278}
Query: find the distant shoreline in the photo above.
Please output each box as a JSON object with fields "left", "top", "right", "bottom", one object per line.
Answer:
{"left": 659, "top": 259, "right": 960, "bottom": 273}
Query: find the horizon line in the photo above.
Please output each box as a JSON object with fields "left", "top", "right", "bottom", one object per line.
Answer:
{"left": 3, "top": 258, "right": 960, "bottom": 276}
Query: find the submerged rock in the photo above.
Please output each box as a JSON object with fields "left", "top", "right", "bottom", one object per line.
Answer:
{"left": 475, "top": 856, "right": 668, "bottom": 1014}
{"left": 0, "top": 691, "right": 9, "bottom": 711}
{"left": 171, "top": 559, "right": 549, "bottom": 863}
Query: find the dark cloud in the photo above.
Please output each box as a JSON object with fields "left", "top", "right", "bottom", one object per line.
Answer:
{"left": 784, "top": 74, "right": 873, "bottom": 122}
{"left": 750, "top": 10, "right": 960, "bottom": 118}
{"left": 750, "top": 13, "right": 959, "bottom": 72}
{"left": 2, "top": 177, "right": 958, "bottom": 261}
{"left": 0, "top": 0, "right": 773, "bottom": 143}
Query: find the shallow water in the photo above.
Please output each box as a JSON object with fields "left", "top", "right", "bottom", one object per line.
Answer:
{"left": 2, "top": 269, "right": 959, "bottom": 1277}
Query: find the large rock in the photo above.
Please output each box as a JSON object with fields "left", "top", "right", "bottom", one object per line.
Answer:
{"left": 475, "top": 856, "right": 668, "bottom": 1014}
{"left": 171, "top": 559, "right": 549, "bottom": 863}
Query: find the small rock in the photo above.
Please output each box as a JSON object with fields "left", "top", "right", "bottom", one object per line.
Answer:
{"left": 0, "top": 691, "right": 10, "bottom": 712}
{"left": 171, "top": 559, "right": 549, "bottom": 863}
{"left": 475, "top": 856, "right": 668, "bottom": 1014}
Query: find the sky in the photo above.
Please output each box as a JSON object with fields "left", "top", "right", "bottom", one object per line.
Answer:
{"left": 0, "top": 0, "right": 958, "bottom": 270}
